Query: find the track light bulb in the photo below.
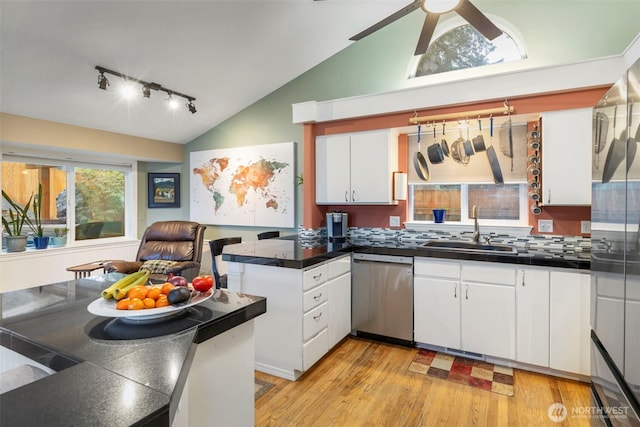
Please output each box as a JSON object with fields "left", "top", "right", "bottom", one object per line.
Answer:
{"left": 167, "top": 95, "right": 179, "bottom": 110}
{"left": 98, "top": 72, "right": 109, "bottom": 90}
{"left": 142, "top": 85, "right": 151, "bottom": 98}
{"left": 186, "top": 100, "right": 197, "bottom": 114}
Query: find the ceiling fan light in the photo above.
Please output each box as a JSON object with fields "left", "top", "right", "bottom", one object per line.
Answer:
{"left": 421, "top": 0, "right": 462, "bottom": 14}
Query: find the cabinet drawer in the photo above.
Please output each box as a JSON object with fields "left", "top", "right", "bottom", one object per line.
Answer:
{"left": 328, "top": 256, "right": 351, "bottom": 280}
{"left": 462, "top": 263, "right": 515, "bottom": 285}
{"left": 303, "top": 328, "right": 329, "bottom": 371}
{"left": 303, "top": 264, "right": 327, "bottom": 291}
{"left": 303, "top": 302, "right": 328, "bottom": 341}
{"left": 414, "top": 258, "right": 460, "bottom": 279}
{"left": 303, "top": 283, "right": 328, "bottom": 312}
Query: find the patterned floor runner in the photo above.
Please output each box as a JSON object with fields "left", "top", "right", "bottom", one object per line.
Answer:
{"left": 408, "top": 349, "right": 514, "bottom": 396}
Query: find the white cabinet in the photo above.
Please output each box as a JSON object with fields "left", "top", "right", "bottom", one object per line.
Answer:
{"left": 414, "top": 258, "right": 516, "bottom": 360}
{"left": 461, "top": 262, "right": 516, "bottom": 360}
{"left": 316, "top": 129, "right": 399, "bottom": 205}
{"left": 515, "top": 268, "right": 550, "bottom": 367}
{"left": 226, "top": 254, "right": 351, "bottom": 380}
{"left": 414, "top": 258, "right": 461, "bottom": 348}
{"left": 327, "top": 256, "right": 351, "bottom": 348}
{"left": 549, "top": 270, "right": 591, "bottom": 375}
{"left": 541, "top": 108, "right": 592, "bottom": 205}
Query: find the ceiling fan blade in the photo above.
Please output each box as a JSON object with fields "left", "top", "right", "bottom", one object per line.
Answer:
{"left": 455, "top": 0, "right": 502, "bottom": 40}
{"left": 350, "top": 0, "right": 422, "bottom": 41}
{"left": 414, "top": 13, "right": 439, "bottom": 55}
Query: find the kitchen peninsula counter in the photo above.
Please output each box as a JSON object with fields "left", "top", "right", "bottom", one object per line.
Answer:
{"left": 222, "top": 235, "right": 590, "bottom": 271}
{"left": 0, "top": 274, "right": 266, "bottom": 426}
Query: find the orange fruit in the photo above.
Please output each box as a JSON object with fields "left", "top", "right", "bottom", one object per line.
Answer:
{"left": 156, "top": 294, "right": 170, "bottom": 308}
{"left": 142, "top": 297, "right": 156, "bottom": 309}
{"left": 147, "top": 287, "right": 161, "bottom": 301}
{"left": 128, "top": 285, "right": 148, "bottom": 300}
{"left": 161, "top": 283, "right": 175, "bottom": 295}
{"left": 116, "top": 298, "right": 130, "bottom": 310}
{"left": 128, "top": 298, "right": 144, "bottom": 310}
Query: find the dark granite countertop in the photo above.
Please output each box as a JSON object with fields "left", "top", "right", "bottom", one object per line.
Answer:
{"left": 0, "top": 274, "right": 266, "bottom": 427}
{"left": 223, "top": 235, "right": 590, "bottom": 270}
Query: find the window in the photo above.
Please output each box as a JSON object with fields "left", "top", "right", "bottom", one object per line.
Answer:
{"left": 410, "top": 183, "right": 526, "bottom": 223}
{"left": 409, "top": 23, "right": 526, "bottom": 78}
{"left": 2, "top": 156, "right": 133, "bottom": 249}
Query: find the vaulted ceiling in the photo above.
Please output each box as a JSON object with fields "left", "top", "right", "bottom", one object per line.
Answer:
{"left": 1, "top": 1, "right": 639, "bottom": 144}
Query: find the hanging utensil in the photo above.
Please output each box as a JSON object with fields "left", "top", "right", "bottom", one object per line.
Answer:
{"left": 440, "top": 122, "right": 450, "bottom": 157}
{"left": 602, "top": 106, "right": 625, "bottom": 184}
{"left": 508, "top": 106, "right": 514, "bottom": 172}
{"left": 463, "top": 122, "right": 475, "bottom": 157}
{"left": 427, "top": 123, "right": 445, "bottom": 164}
{"left": 593, "top": 112, "right": 609, "bottom": 170}
{"left": 472, "top": 116, "right": 487, "bottom": 152}
{"left": 486, "top": 114, "right": 503, "bottom": 185}
{"left": 413, "top": 123, "right": 430, "bottom": 181}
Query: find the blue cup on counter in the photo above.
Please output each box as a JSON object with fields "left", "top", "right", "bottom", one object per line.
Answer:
{"left": 433, "top": 209, "right": 446, "bottom": 223}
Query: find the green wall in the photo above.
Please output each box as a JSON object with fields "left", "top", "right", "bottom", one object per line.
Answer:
{"left": 181, "top": 0, "right": 640, "bottom": 240}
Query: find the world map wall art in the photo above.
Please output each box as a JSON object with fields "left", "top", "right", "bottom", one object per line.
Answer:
{"left": 190, "top": 142, "right": 295, "bottom": 227}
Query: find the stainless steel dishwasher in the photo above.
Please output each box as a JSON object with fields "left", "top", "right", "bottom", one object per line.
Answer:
{"left": 351, "top": 253, "right": 414, "bottom": 345}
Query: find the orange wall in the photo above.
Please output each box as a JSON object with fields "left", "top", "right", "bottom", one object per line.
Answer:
{"left": 303, "top": 87, "right": 609, "bottom": 235}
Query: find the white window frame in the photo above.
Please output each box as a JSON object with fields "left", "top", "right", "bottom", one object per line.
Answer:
{"left": 1, "top": 152, "right": 137, "bottom": 249}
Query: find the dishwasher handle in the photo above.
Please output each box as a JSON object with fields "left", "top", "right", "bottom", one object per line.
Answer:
{"left": 352, "top": 253, "right": 413, "bottom": 265}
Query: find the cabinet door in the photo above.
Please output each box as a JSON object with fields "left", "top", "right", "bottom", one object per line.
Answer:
{"left": 541, "top": 108, "right": 592, "bottom": 205}
{"left": 414, "top": 276, "right": 461, "bottom": 349}
{"left": 349, "top": 131, "right": 397, "bottom": 204}
{"left": 461, "top": 282, "right": 516, "bottom": 359}
{"left": 516, "top": 268, "right": 550, "bottom": 367}
{"left": 328, "top": 272, "right": 351, "bottom": 349}
{"left": 549, "top": 271, "right": 591, "bottom": 375}
{"left": 316, "top": 134, "right": 351, "bottom": 204}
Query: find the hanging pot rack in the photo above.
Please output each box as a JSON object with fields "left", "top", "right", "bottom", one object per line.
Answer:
{"left": 408, "top": 103, "right": 514, "bottom": 126}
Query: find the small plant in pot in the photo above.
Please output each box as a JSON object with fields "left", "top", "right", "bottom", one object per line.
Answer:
{"left": 26, "top": 184, "right": 49, "bottom": 249}
{"left": 2, "top": 190, "right": 33, "bottom": 252}
{"left": 51, "top": 227, "right": 69, "bottom": 247}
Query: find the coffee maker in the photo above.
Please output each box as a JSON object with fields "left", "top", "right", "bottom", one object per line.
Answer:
{"left": 326, "top": 211, "right": 348, "bottom": 242}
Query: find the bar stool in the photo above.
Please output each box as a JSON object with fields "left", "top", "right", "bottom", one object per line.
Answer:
{"left": 257, "top": 231, "right": 280, "bottom": 240}
{"left": 209, "top": 237, "right": 242, "bottom": 289}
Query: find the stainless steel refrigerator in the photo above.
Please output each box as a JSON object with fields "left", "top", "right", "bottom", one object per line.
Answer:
{"left": 591, "top": 57, "right": 640, "bottom": 426}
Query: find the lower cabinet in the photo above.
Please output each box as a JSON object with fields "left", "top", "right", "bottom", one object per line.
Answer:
{"left": 516, "top": 267, "right": 550, "bottom": 367}
{"left": 416, "top": 258, "right": 590, "bottom": 376}
{"left": 414, "top": 258, "right": 516, "bottom": 360}
{"left": 227, "top": 254, "right": 351, "bottom": 380}
{"left": 549, "top": 270, "right": 591, "bottom": 375}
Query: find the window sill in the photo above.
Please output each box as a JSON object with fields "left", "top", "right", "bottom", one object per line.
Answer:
{"left": 404, "top": 221, "right": 533, "bottom": 236}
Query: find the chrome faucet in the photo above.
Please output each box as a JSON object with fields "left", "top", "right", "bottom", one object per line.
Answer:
{"left": 471, "top": 205, "right": 480, "bottom": 243}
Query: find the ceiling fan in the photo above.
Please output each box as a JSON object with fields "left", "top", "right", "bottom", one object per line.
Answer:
{"left": 346, "top": 0, "right": 503, "bottom": 56}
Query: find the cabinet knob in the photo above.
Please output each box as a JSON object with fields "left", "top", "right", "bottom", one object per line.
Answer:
{"left": 313, "top": 273, "right": 322, "bottom": 281}
{"left": 344, "top": 191, "right": 349, "bottom": 202}
{"left": 352, "top": 190, "right": 356, "bottom": 202}
{"left": 547, "top": 189, "right": 551, "bottom": 204}
{"left": 313, "top": 312, "right": 323, "bottom": 320}
{"left": 454, "top": 283, "right": 457, "bottom": 298}
{"left": 313, "top": 293, "right": 323, "bottom": 300}
{"left": 465, "top": 284, "right": 469, "bottom": 300}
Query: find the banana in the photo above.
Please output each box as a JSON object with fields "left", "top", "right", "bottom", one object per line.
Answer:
{"left": 114, "top": 270, "right": 150, "bottom": 300}
{"left": 101, "top": 271, "right": 147, "bottom": 299}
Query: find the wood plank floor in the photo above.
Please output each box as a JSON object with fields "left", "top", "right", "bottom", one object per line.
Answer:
{"left": 255, "top": 337, "right": 591, "bottom": 426}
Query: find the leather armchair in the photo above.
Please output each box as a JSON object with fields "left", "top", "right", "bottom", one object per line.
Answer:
{"left": 104, "top": 221, "right": 206, "bottom": 283}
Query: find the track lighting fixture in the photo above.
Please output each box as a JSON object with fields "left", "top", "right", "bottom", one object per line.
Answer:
{"left": 95, "top": 65, "right": 197, "bottom": 114}
{"left": 97, "top": 71, "right": 109, "bottom": 90}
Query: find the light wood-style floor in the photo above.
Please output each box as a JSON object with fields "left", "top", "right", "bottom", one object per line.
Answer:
{"left": 255, "top": 337, "right": 591, "bottom": 427}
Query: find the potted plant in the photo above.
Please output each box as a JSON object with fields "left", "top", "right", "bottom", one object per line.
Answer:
{"left": 1, "top": 190, "right": 33, "bottom": 252}
{"left": 51, "top": 227, "right": 69, "bottom": 247}
{"left": 27, "top": 184, "right": 49, "bottom": 249}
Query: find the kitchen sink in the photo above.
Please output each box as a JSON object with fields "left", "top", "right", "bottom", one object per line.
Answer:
{"left": 422, "top": 240, "right": 517, "bottom": 254}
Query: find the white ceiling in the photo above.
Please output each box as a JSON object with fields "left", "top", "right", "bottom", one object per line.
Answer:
{"left": 1, "top": 1, "right": 639, "bottom": 145}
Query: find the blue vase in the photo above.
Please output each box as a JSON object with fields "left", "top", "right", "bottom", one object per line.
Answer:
{"left": 34, "top": 236, "right": 50, "bottom": 249}
{"left": 433, "top": 209, "right": 446, "bottom": 223}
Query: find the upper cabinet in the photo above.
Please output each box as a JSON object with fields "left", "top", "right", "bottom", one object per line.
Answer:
{"left": 541, "top": 108, "right": 592, "bottom": 205}
{"left": 316, "top": 130, "right": 399, "bottom": 205}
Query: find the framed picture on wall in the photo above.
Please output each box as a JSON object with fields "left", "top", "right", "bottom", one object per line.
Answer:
{"left": 148, "top": 173, "right": 180, "bottom": 208}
